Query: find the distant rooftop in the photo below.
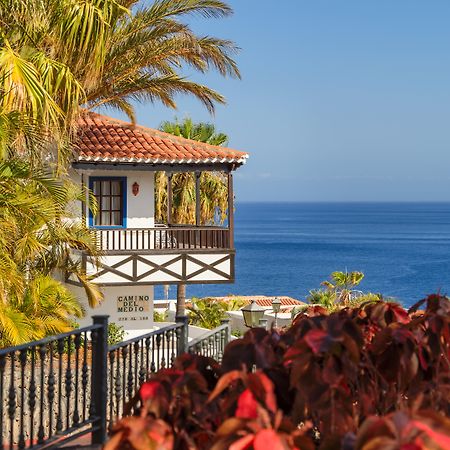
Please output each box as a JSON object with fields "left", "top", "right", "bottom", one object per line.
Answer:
{"left": 217, "top": 295, "right": 306, "bottom": 307}
{"left": 73, "top": 112, "right": 249, "bottom": 166}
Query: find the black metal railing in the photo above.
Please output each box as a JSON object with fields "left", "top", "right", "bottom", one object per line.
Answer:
{"left": 0, "top": 317, "right": 105, "bottom": 449}
{"left": 0, "top": 315, "right": 231, "bottom": 448}
{"left": 106, "top": 323, "right": 184, "bottom": 431}
{"left": 188, "top": 320, "right": 231, "bottom": 362}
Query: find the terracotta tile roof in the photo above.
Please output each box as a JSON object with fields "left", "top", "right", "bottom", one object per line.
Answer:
{"left": 73, "top": 112, "right": 249, "bottom": 165}
{"left": 218, "top": 295, "right": 306, "bottom": 307}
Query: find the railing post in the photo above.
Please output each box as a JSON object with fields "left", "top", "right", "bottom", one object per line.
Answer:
{"left": 91, "top": 315, "right": 109, "bottom": 445}
{"left": 220, "top": 317, "right": 231, "bottom": 345}
{"left": 176, "top": 315, "right": 189, "bottom": 354}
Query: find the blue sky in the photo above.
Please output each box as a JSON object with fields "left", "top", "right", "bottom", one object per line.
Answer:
{"left": 108, "top": 0, "right": 450, "bottom": 202}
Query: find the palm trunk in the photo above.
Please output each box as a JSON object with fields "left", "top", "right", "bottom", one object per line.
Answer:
{"left": 175, "top": 283, "right": 188, "bottom": 354}
{"left": 176, "top": 284, "right": 186, "bottom": 317}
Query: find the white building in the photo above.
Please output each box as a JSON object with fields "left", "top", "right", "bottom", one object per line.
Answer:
{"left": 65, "top": 112, "right": 249, "bottom": 333}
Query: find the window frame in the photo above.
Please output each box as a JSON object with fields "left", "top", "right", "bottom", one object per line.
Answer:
{"left": 88, "top": 176, "right": 127, "bottom": 228}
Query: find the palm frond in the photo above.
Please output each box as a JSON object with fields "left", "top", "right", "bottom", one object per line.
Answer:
{"left": 146, "top": 0, "right": 232, "bottom": 20}
{"left": 0, "top": 303, "right": 33, "bottom": 346}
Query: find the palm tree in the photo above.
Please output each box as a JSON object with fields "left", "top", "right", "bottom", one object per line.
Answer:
{"left": 0, "top": 275, "right": 84, "bottom": 347}
{"left": 0, "top": 159, "right": 102, "bottom": 346}
{"left": 0, "top": 0, "right": 112, "bottom": 166}
{"left": 160, "top": 118, "right": 228, "bottom": 146}
{"left": 321, "top": 271, "right": 365, "bottom": 304}
{"left": 0, "top": 105, "right": 101, "bottom": 346}
{"left": 156, "top": 117, "right": 229, "bottom": 225}
{"left": 305, "top": 271, "right": 383, "bottom": 312}
{"left": 84, "top": 0, "right": 240, "bottom": 122}
{"left": 0, "top": 0, "right": 239, "bottom": 140}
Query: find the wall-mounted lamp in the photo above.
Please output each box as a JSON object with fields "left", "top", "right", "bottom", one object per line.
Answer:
{"left": 132, "top": 182, "right": 140, "bottom": 196}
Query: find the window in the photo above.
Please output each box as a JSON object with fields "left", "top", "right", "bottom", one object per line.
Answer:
{"left": 90, "top": 178, "right": 126, "bottom": 227}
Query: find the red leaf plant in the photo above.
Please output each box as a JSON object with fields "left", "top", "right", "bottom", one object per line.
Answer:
{"left": 105, "top": 295, "right": 450, "bottom": 449}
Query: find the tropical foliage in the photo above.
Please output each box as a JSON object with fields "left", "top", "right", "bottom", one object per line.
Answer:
{"left": 107, "top": 323, "right": 125, "bottom": 346}
{"left": 305, "top": 271, "right": 385, "bottom": 311}
{"left": 0, "top": 0, "right": 239, "bottom": 134}
{"left": 155, "top": 118, "right": 230, "bottom": 225}
{"left": 188, "top": 296, "right": 246, "bottom": 329}
{"left": 84, "top": 0, "right": 240, "bottom": 122}
{"left": 0, "top": 84, "right": 103, "bottom": 346}
{"left": 188, "top": 297, "right": 226, "bottom": 329}
{"left": 106, "top": 294, "right": 450, "bottom": 449}
{"left": 0, "top": 159, "right": 102, "bottom": 346}
{"left": 160, "top": 117, "right": 229, "bottom": 146}
{"left": 154, "top": 310, "right": 168, "bottom": 322}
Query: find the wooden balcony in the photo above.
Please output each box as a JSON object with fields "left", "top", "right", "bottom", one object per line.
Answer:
{"left": 94, "top": 226, "right": 232, "bottom": 252}
{"left": 67, "top": 225, "right": 235, "bottom": 287}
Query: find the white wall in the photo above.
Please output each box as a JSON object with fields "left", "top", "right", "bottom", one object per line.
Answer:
{"left": 70, "top": 168, "right": 155, "bottom": 228}
{"left": 70, "top": 284, "right": 155, "bottom": 334}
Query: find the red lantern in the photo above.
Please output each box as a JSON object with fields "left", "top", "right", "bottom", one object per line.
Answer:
{"left": 132, "top": 182, "right": 139, "bottom": 196}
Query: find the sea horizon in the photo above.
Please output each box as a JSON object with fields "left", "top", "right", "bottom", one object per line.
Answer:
{"left": 157, "top": 201, "right": 450, "bottom": 307}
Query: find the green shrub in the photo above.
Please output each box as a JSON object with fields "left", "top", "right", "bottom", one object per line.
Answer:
{"left": 188, "top": 297, "right": 248, "bottom": 330}
{"left": 107, "top": 323, "right": 125, "bottom": 346}
{"left": 188, "top": 297, "right": 226, "bottom": 329}
{"left": 153, "top": 310, "right": 167, "bottom": 322}
{"left": 231, "top": 329, "right": 243, "bottom": 338}
{"left": 223, "top": 296, "right": 247, "bottom": 311}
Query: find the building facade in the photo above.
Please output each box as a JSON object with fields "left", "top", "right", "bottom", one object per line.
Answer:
{"left": 65, "top": 113, "right": 248, "bottom": 334}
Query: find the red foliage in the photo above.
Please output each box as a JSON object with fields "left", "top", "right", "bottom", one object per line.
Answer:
{"left": 105, "top": 295, "right": 450, "bottom": 449}
{"left": 235, "top": 389, "right": 258, "bottom": 419}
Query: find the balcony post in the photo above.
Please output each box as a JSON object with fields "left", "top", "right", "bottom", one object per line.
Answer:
{"left": 195, "top": 171, "right": 201, "bottom": 226}
{"left": 167, "top": 172, "right": 173, "bottom": 224}
{"left": 227, "top": 171, "right": 234, "bottom": 248}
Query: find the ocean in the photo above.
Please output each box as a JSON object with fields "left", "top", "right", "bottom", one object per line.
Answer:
{"left": 158, "top": 202, "right": 450, "bottom": 308}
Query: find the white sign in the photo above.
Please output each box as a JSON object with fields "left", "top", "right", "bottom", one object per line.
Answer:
{"left": 117, "top": 295, "right": 150, "bottom": 322}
